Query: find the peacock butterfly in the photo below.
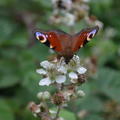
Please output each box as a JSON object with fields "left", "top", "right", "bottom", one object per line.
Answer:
{"left": 34, "top": 26, "right": 99, "bottom": 63}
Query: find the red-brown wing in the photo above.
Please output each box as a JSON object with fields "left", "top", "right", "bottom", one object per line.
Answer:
{"left": 34, "top": 29, "right": 70, "bottom": 53}
{"left": 72, "top": 26, "right": 99, "bottom": 52}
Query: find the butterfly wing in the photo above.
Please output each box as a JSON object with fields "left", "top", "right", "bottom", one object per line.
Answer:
{"left": 72, "top": 26, "right": 99, "bottom": 52}
{"left": 34, "top": 29, "right": 70, "bottom": 53}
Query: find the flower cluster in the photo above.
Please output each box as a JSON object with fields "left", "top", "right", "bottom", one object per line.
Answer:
{"left": 29, "top": 55, "right": 86, "bottom": 120}
{"left": 28, "top": 1, "right": 103, "bottom": 120}
{"left": 49, "top": 0, "right": 103, "bottom": 28}
{"left": 36, "top": 55, "right": 87, "bottom": 86}
{"left": 49, "top": 0, "right": 89, "bottom": 26}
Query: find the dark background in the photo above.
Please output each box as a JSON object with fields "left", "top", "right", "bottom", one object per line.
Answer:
{"left": 0, "top": 0, "right": 120, "bottom": 120}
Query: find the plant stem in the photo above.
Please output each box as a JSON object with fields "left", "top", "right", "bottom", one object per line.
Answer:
{"left": 54, "top": 105, "right": 61, "bottom": 120}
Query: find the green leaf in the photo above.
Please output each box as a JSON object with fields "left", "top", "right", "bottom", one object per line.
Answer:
{"left": 9, "top": 31, "right": 28, "bottom": 47}
{"left": 0, "top": 75, "right": 19, "bottom": 88}
{"left": 0, "top": 99, "right": 14, "bottom": 120}
{"left": 21, "top": 109, "right": 39, "bottom": 120}
{"left": 0, "top": 0, "right": 15, "bottom": 6}
{"left": 0, "top": 18, "right": 17, "bottom": 45}
{"left": 96, "top": 68, "right": 120, "bottom": 103}
{"left": 0, "top": 60, "right": 20, "bottom": 88}
{"left": 59, "top": 109, "right": 76, "bottom": 120}
{"left": 84, "top": 114, "right": 104, "bottom": 120}
{"left": 39, "top": 0, "right": 52, "bottom": 9}
{"left": 97, "top": 40, "right": 117, "bottom": 66}
{"left": 76, "top": 96, "right": 103, "bottom": 112}
{"left": 51, "top": 108, "right": 76, "bottom": 120}
{"left": 22, "top": 71, "right": 40, "bottom": 95}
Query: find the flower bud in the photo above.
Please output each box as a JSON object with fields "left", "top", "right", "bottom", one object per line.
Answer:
{"left": 44, "top": 91, "right": 51, "bottom": 99}
{"left": 77, "top": 74, "right": 86, "bottom": 84}
{"left": 77, "top": 90, "right": 85, "bottom": 97}
{"left": 77, "top": 110, "right": 88, "bottom": 119}
{"left": 37, "top": 92, "right": 43, "bottom": 99}
{"left": 37, "top": 91, "right": 50, "bottom": 100}
{"left": 28, "top": 102, "right": 41, "bottom": 114}
{"left": 52, "top": 92, "right": 65, "bottom": 105}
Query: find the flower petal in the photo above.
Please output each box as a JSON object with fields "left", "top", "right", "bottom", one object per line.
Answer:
{"left": 70, "top": 79, "right": 78, "bottom": 83}
{"left": 63, "top": 13, "right": 75, "bottom": 26}
{"left": 69, "top": 72, "right": 78, "bottom": 79}
{"left": 77, "top": 67, "right": 87, "bottom": 74}
{"left": 49, "top": 110, "right": 57, "bottom": 114}
{"left": 36, "top": 69, "right": 47, "bottom": 75}
{"left": 56, "top": 75, "right": 66, "bottom": 84}
{"left": 39, "top": 77, "right": 51, "bottom": 86}
{"left": 77, "top": 90, "right": 85, "bottom": 97}
{"left": 40, "top": 61, "right": 54, "bottom": 69}
{"left": 58, "top": 66, "right": 67, "bottom": 74}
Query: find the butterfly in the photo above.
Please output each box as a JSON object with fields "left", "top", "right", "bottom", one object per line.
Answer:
{"left": 34, "top": 26, "right": 99, "bottom": 63}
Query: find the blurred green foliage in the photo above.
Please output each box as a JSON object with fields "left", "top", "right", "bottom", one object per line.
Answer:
{"left": 0, "top": 0, "right": 120, "bottom": 120}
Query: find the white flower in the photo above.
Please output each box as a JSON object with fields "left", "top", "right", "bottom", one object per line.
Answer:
{"left": 40, "top": 60, "right": 54, "bottom": 69}
{"left": 44, "top": 91, "right": 51, "bottom": 99}
{"left": 39, "top": 77, "right": 51, "bottom": 86}
{"left": 37, "top": 55, "right": 87, "bottom": 86}
{"left": 36, "top": 69, "right": 47, "bottom": 75}
{"left": 56, "top": 75, "right": 66, "bottom": 84}
{"left": 95, "top": 20, "right": 103, "bottom": 29}
{"left": 68, "top": 55, "right": 81, "bottom": 71}
{"left": 58, "top": 66, "right": 67, "bottom": 74}
{"left": 77, "top": 67, "right": 87, "bottom": 74}
{"left": 69, "top": 72, "right": 78, "bottom": 79}
{"left": 70, "top": 79, "right": 78, "bottom": 84}
{"left": 62, "top": 0, "right": 72, "bottom": 11}
{"left": 72, "top": 55, "right": 80, "bottom": 64}
{"left": 63, "top": 13, "right": 76, "bottom": 26}
{"left": 63, "top": 90, "right": 73, "bottom": 101}
{"left": 77, "top": 90, "right": 85, "bottom": 97}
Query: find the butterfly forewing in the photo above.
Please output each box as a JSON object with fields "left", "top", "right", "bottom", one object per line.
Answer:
{"left": 72, "top": 26, "right": 99, "bottom": 52}
{"left": 34, "top": 30, "right": 70, "bottom": 53}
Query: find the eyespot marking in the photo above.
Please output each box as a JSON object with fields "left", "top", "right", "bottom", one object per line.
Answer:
{"left": 87, "top": 29, "right": 97, "bottom": 41}
{"left": 35, "top": 32, "right": 47, "bottom": 43}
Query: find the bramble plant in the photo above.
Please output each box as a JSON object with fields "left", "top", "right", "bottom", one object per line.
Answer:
{"left": 28, "top": 0, "right": 103, "bottom": 120}
{"left": 29, "top": 56, "right": 86, "bottom": 120}
{"left": 1, "top": 0, "right": 120, "bottom": 120}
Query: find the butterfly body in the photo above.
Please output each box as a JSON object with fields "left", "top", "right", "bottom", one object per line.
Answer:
{"left": 34, "top": 26, "right": 99, "bottom": 63}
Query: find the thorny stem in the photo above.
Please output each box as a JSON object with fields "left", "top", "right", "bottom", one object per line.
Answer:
{"left": 54, "top": 105, "right": 61, "bottom": 120}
